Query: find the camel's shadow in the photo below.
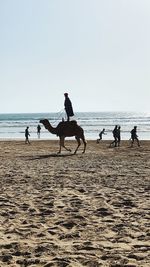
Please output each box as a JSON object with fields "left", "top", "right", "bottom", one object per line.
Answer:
{"left": 22, "top": 153, "right": 75, "bottom": 161}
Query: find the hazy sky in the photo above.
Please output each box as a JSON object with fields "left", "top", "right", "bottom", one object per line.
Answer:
{"left": 0, "top": 0, "right": 150, "bottom": 113}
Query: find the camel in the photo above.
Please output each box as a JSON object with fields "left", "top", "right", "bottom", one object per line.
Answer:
{"left": 40, "top": 119, "right": 86, "bottom": 154}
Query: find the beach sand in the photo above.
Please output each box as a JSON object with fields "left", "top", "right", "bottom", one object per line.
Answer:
{"left": 0, "top": 140, "right": 149, "bottom": 267}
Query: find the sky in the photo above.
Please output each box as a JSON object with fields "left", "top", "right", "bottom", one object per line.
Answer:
{"left": 0, "top": 0, "right": 150, "bottom": 113}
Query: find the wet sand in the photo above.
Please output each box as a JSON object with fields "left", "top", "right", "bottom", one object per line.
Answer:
{"left": 0, "top": 140, "right": 150, "bottom": 267}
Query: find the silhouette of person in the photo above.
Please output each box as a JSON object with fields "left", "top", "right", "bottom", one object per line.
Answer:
{"left": 130, "top": 126, "right": 140, "bottom": 147}
{"left": 97, "top": 128, "right": 106, "bottom": 143}
{"left": 110, "top": 125, "right": 118, "bottom": 147}
{"left": 37, "top": 124, "right": 41, "bottom": 139}
{"left": 64, "top": 93, "right": 74, "bottom": 121}
{"left": 116, "top": 126, "right": 121, "bottom": 146}
{"left": 25, "top": 126, "right": 30, "bottom": 144}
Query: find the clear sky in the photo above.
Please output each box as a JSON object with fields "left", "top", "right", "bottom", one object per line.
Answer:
{"left": 0, "top": 0, "right": 150, "bottom": 113}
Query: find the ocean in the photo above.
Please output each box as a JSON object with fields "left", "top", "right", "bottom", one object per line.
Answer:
{"left": 0, "top": 112, "right": 149, "bottom": 140}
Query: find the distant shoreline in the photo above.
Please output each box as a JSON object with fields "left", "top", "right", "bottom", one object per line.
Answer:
{"left": 0, "top": 139, "right": 150, "bottom": 144}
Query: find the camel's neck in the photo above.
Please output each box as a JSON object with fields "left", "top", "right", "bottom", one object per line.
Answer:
{"left": 44, "top": 122, "right": 57, "bottom": 135}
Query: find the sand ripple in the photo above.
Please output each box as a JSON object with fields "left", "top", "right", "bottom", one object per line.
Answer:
{"left": 0, "top": 140, "right": 150, "bottom": 266}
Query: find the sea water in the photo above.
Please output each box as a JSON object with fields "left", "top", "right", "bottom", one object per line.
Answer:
{"left": 0, "top": 112, "right": 149, "bottom": 140}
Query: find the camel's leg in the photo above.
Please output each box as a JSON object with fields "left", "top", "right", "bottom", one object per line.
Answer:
{"left": 58, "top": 136, "right": 71, "bottom": 153}
{"left": 74, "top": 136, "right": 81, "bottom": 154}
{"left": 81, "top": 135, "right": 87, "bottom": 153}
{"left": 58, "top": 137, "right": 63, "bottom": 154}
{"left": 63, "top": 145, "right": 71, "bottom": 152}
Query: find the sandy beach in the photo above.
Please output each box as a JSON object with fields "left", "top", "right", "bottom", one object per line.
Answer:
{"left": 0, "top": 139, "right": 149, "bottom": 267}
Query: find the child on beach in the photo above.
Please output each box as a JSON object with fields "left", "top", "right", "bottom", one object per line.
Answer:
{"left": 97, "top": 128, "right": 106, "bottom": 143}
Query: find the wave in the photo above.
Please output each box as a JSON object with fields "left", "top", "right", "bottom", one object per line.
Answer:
{"left": 0, "top": 112, "right": 149, "bottom": 140}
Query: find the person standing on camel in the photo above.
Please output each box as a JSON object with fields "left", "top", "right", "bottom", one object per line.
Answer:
{"left": 64, "top": 93, "right": 74, "bottom": 121}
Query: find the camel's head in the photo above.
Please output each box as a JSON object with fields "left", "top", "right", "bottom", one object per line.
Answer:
{"left": 39, "top": 119, "right": 50, "bottom": 129}
{"left": 39, "top": 119, "right": 56, "bottom": 133}
{"left": 39, "top": 119, "right": 48, "bottom": 124}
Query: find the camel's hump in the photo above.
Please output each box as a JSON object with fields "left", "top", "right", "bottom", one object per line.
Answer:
{"left": 56, "top": 120, "right": 80, "bottom": 136}
{"left": 58, "top": 120, "right": 77, "bottom": 126}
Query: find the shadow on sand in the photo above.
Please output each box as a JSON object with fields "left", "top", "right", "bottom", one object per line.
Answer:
{"left": 20, "top": 153, "right": 75, "bottom": 161}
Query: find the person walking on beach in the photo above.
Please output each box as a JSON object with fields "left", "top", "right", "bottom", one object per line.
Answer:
{"left": 97, "top": 128, "right": 106, "bottom": 143}
{"left": 116, "top": 126, "right": 121, "bottom": 146}
{"left": 130, "top": 126, "right": 140, "bottom": 147}
{"left": 64, "top": 93, "right": 74, "bottom": 121}
{"left": 110, "top": 125, "right": 118, "bottom": 147}
{"left": 37, "top": 124, "right": 41, "bottom": 139}
{"left": 25, "top": 126, "right": 30, "bottom": 144}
